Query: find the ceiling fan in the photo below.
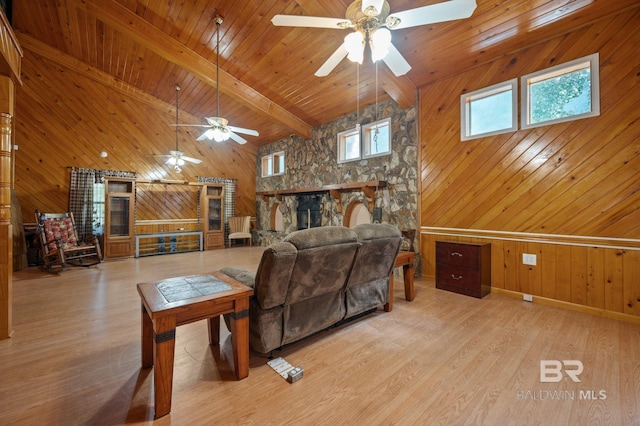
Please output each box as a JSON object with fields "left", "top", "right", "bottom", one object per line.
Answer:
{"left": 174, "top": 16, "right": 259, "bottom": 144}
{"left": 163, "top": 84, "right": 202, "bottom": 173}
{"left": 272, "top": 0, "right": 477, "bottom": 77}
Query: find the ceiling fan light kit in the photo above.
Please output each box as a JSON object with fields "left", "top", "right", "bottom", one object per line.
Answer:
{"left": 272, "top": 0, "right": 477, "bottom": 77}
{"left": 196, "top": 16, "right": 259, "bottom": 144}
{"left": 169, "top": 16, "right": 259, "bottom": 145}
{"left": 161, "top": 84, "right": 202, "bottom": 173}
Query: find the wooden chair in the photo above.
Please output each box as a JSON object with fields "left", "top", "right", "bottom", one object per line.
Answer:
{"left": 35, "top": 210, "right": 103, "bottom": 271}
{"left": 228, "top": 216, "right": 252, "bottom": 248}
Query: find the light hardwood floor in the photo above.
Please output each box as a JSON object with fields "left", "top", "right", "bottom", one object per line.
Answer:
{"left": 2, "top": 247, "right": 639, "bottom": 425}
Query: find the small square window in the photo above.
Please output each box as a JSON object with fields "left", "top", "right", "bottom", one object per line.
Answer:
{"left": 363, "top": 118, "right": 391, "bottom": 158}
{"left": 338, "top": 128, "right": 361, "bottom": 163}
{"left": 461, "top": 79, "right": 518, "bottom": 141}
{"left": 261, "top": 151, "right": 285, "bottom": 177}
{"left": 522, "top": 53, "right": 599, "bottom": 129}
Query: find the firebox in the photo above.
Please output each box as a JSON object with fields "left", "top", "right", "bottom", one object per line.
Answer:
{"left": 296, "top": 194, "right": 323, "bottom": 230}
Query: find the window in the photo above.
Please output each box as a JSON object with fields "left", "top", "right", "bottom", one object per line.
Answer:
{"left": 261, "top": 151, "right": 285, "bottom": 177}
{"left": 92, "top": 182, "right": 105, "bottom": 235}
{"left": 338, "top": 118, "right": 392, "bottom": 163}
{"left": 461, "top": 79, "right": 517, "bottom": 141}
{"left": 522, "top": 53, "right": 599, "bottom": 129}
{"left": 363, "top": 118, "right": 391, "bottom": 158}
{"left": 338, "top": 127, "right": 361, "bottom": 163}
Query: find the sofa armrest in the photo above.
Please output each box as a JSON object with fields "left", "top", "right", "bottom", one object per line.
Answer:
{"left": 220, "top": 267, "right": 257, "bottom": 289}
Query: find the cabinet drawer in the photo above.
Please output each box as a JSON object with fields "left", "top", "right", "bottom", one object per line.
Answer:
{"left": 436, "top": 241, "right": 481, "bottom": 268}
{"left": 436, "top": 263, "right": 480, "bottom": 292}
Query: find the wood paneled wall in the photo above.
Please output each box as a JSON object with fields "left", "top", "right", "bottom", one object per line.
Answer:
{"left": 13, "top": 50, "right": 258, "bottom": 224}
{"left": 135, "top": 183, "right": 199, "bottom": 221}
{"left": 419, "top": 10, "right": 640, "bottom": 321}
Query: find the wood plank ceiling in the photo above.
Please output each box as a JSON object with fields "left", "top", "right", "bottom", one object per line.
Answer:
{"left": 10, "top": 0, "right": 640, "bottom": 146}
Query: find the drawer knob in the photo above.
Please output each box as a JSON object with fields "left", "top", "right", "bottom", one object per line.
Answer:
{"left": 451, "top": 274, "right": 463, "bottom": 280}
{"left": 451, "top": 252, "right": 463, "bottom": 257}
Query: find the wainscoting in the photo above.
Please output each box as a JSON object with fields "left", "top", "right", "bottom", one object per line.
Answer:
{"left": 421, "top": 228, "right": 640, "bottom": 324}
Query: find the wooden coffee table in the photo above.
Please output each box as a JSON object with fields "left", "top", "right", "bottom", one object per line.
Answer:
{"left": 137, "top": 271, "right": 253, "bottom": 419}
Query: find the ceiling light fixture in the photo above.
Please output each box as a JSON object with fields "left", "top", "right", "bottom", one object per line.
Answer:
{"left": 162, "top": 84, "right": 202, "bottom": 173}
{"left": 272, "top": 0, "right": 478, "bottom": 77}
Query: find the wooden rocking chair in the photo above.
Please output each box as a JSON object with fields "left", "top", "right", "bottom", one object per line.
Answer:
{"left": 35, "top": 210, "right": 103, "bottom": 271}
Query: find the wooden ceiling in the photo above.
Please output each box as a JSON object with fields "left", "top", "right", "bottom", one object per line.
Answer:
{"left": 10, "top": 0, "right": 639, "bottom": 146}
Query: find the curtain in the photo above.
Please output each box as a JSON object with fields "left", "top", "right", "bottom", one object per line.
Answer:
{"left": 69, "top": 168, "right": 96, "bottom": 240}
{"left": 198, "top": 176, "right": 236, "bottom": 241}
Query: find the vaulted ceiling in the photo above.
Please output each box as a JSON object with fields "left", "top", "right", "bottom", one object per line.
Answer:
{"left": 11, "top": 0, "right": 639, "bottom": 146}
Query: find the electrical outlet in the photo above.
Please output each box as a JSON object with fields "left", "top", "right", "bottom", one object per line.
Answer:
{"left": 523, "top": 294, "right": 533, "bottom": 302}
{"left": 522, "top": 253, "right": 537, "bottom": 266}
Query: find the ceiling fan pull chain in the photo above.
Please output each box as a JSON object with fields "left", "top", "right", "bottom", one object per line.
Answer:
{"left": 356, "top": 62, "right": 360, "bottom": 128}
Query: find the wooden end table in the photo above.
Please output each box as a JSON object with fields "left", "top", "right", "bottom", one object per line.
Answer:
{"left": 137, "top": 271, "right": 253, "bottom": 419}
{"left": 387, "top": 251, "right": 416, "bottom": 311}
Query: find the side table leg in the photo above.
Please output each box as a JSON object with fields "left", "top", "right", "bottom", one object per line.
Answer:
{"left": 228, "top": 297, "right": 250, "bottom": 380}
{"left": 403, "top": 263, "right": 415, "bottom": 301}
{"left": 153, "top": 315, "right": 177, "bottom": 419}
{"left": 208, "top": 316, "right": 220, "bottom": 346}
{"left": 141, "top": 305, "right": 154, "bottom": 368}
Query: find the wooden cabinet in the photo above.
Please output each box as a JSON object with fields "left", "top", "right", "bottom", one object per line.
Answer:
{"left": 436, "top": 241, "right": 491, "bottom": 298}
{"left": 104, "top": 178, "right": 136, "bottom": 258}
{"left": 200, "top": 184, "right": 224, "bottom": 249}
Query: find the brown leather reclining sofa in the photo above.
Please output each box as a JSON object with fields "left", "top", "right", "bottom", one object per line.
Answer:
{"left": 221, "top": 223, "right": 402, "bottom": 354}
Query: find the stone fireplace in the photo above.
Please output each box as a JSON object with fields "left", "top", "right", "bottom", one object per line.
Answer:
{"left": 296, "top": 194, "right": 322, "bottom": 230}
{"left": 255, "top": 98, "right": 418, "bottom": 250}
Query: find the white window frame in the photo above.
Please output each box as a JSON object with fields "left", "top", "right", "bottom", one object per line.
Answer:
{"left": 337, "top": 127, "right": 361, "bottom": 163}
{"left": 261, "top": 151, "right": 285, "bottom": 177}
{"left": 521, "top": 53, "right": 600, "bottom": 129}
{"left": 460, "top": 78, "right": 518, "bottom": 141}
{"left": 362, "top": 117, "right": 391, "bottom": 159}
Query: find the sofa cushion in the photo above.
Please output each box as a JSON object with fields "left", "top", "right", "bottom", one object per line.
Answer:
{"left": 285, "top": 242, "right": 359, "bottom": 305}
{"left": 253, "top": 242, "right": 297, "bottom": 310}
{"left": 284, "top": 226, "right": 357, "bottom": 250}
{"left": 345, "top": 223, "right": 402, "bottom": 318}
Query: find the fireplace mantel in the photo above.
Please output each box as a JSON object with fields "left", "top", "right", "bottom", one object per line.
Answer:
{"left": 257, "top": 180, "right": 387, "bottom": 213}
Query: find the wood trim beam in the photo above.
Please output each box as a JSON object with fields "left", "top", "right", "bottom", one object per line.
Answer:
{"left": 379, "top": 66, "right": 416, "bottom": 109}
{"left": 17, "top": 33, "right": 170, "bottom": 112}
{"left": 73, "top": 0, "right": 312, "bottom": 139}
{"left": 17, "top": 33, "right": 216, "bottom": 125}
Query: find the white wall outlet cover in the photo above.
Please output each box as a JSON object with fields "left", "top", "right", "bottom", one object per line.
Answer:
{"left": 523, "top": 253, "right": 537, "bottom": 266}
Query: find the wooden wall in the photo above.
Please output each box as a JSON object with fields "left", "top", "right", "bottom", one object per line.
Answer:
{"left": 419, "top": 9, "right": 640, "bottom": 322}
{"left": 12, "top": 48, "right": 258, "bottom": 225}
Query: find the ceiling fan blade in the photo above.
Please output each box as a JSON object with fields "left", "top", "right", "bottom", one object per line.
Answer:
{"left": 171, "top": 124, "right": 212, "bottom": 128}
{"left": 382, "top": 43, "right": 411, "bottom": 76}
{"left": 227, "top": 125, "right": 259, "bottom": 137}
{"left": 196, "top": 132, "right": 210, "bottom": 141}
{"left": 228, "top": 132, "right": 247, "bottom": 145}
{"left": 362, "top": 0, "right": 385, "bottom": 16}
{"left": 387, "top": 0, "right": 477, "bottom": 30}
{"left": 272, "top": 15, "right": 350, "bottom": 29}
{"left": 182, "top": 156, "right": 202, "bottom": 164}
{"left": 315, "top": 43, "right": 349, "bottom": 77}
